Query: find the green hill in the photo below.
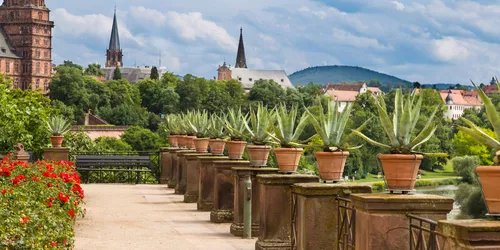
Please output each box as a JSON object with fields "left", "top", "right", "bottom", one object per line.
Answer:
{"left": 289, "top": 65, "right": 412, "bottom": 87}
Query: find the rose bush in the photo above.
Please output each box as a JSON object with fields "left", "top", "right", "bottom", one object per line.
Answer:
{"left": 0, "top": 157, "right": 85, "bottom": 249}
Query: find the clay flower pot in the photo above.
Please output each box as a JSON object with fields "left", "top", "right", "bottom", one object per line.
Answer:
{"left": 274, "top": 148, "right": 303, "bottom": 173}
{"left": 50, "top": 136, "right": 64, "bottom": 148}
{"left": 226, "top": 141, "right": 247, "bottom": 160}
{"left": 475, "top": 166, "right": 500, "bottom": 215}
{"left": 185, "top": 136, "right": 196, "bottom": 149}
{"left": 247, "top": 145, "right": 272, "bottom": 167}
{"left": 194, "top": 138, "right": 210, "bottom": 153}
{"left": 314, "top": 151, "right": 349, "bottom": 181}
{"left": 378, "top": 154, "right": 423, "bottom": 192}
{"left": 177, "top": 135, "right": 187, "bottom": 148}
{"left": 168, "top": 135, "right": 179, "bottom": 147}
{"left": 209, "top": 139, "right": 226, "bottom": 155}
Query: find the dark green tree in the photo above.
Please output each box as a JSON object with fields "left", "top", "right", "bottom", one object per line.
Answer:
{"left": 248, "top": 79, "right": 286, "bottom": 108}
{"left": 150, "top": 66, "right": 159, "bottom": 80}
{"left": 113, "top": 67, "right": 122, "bottom": 80}
{"left": 175, "top": 74, "right": 209, "bottom": 111}
{"left": 84, "top": 63, "right": 105, "bottom": 76}
{"left": 121, "top": 126, "right": 163, "bottom": 151}
{"left": 137, "top": 78, "right": 179, "bottom": 114}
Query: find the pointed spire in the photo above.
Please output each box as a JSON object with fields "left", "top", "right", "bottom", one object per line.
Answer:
{"left": 108, "top": 8, "right": 121, "bottom": 51}
{"left": 235, "top": 27, "right": 247, "bottom": 68}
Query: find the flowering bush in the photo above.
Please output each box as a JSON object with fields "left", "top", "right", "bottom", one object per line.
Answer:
{"left": 0, "top": 157, "right": 85, "bottom": 249}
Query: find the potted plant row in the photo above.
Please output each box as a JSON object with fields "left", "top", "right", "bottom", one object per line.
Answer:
{"left": 165, "top": 114, "right": 180, "bottom": 147}
{"left": 47, "top": 116, "right": 71, "bottom": 148}
{"left": 244, "top": 103, "right": 275, "bottom": 167}
{"left": 188, "top": 110, "right": 210, "bottom": 153}
{"left": 221, "top": 108, "right": 248, "bottom": 160}
{"left": 352, "top": 89, "right": 442, "bottom": 193}
{"left": 458, "top": 80, "right": 500, "bottom": 216}
{"left": 207, "top": 114, "right": 226, "bottom": 155}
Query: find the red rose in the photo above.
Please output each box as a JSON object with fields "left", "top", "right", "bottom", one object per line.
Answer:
{"left": 58, "top": 192, "right": 69, "bottom": 203}
{"left": 21, "top": 216, "right": 29, "bottom": 224}
{"left": 50, "top": 241, "right": 56, "bottom": 246}
{"left": 47, "top": 183, "right": 53, "bottom": 188}
{"left": 1, "top": 190, "right": 5, "bottom": 195}
{"left": 47, "top": 201, "right": 52, "bottom": 207}
{"left": 68, "top": 209, "right": 75, "bottom": 218}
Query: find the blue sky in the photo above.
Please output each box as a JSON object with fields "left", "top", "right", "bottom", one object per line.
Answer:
{"left": 49, "top": 0, "right": 500, "bottom": 84}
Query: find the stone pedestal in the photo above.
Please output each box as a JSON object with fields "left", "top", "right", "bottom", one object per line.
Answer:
{"left": 255, "top": 174, "right": 319, "bottom": 250}
{"left": 292, "top": 183, "right": 372, "bottom": 250}
{"left": 183, "top": 153, "right": 211, "bottom": 203}
{"left": 210, "top": 160, "right": 250, "bottom": 223}
{"left": 160, "top": 147, "right": 180, "bottom": 184}
{"left": 197, "top": 156, "right": 229, "bottom": 211}
{"left": 352, "top": 193, "right": 454, "bottom": 250}
{"left": 230, "top": 167, "right": 280, "bottom": 237}
{"left": 44, "top": 147, "right": 69, "bottom": 162}
{"left": 439, "top": 220, "right": 500, "bottom": 250}
{"left": 174, "top": 150, "right": 195, "bottom": 194}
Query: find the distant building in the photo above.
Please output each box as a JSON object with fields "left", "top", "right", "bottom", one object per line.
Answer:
{"left": 483, "top": 85, "right": 498, "bottom": 95}
{"left": 217, "top": 28, "right": 293, "bottom": 91}
{"left": 101, "top": 8, "right": 163, "bottom": 84}
{"left": 72, "top": 110, "right": 128, "bottom": 140}
{"left": 0, "top": 0, "right": 54, "bottom": 93}
{"left": 323, "top": 82, "right": 382, "bottom": 111}
{"left": 440, "top": 90, "right": 482, "bottom": 120}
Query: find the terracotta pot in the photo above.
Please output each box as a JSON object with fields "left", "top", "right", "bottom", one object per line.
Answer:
{"left": 177, "top": 135, "right": 187, "bottom": 148}
{"left": 314, "top": 151, "right": 349, "bottom": 181}
{"left": 209, "top": 139, "right": 226, "bottom": 155}
{"left": 475, "top": 166, "right": 500, "bottom": 215}
{"left": 168, "top": 135, "right": 179, "bottom": 147}
{"left": 185, "top": 136, "right": 196, "bottom": 149}
{"left": 247, "top": 145, "right": 272, "bottom": 167}
{"left": 50, "top": 136, "right": 64, "bottom": 148}
{"left": 226, "top": 141, "right": 247, "bottom": 160}
{"left": 378, "top": 154, "right": 423, "bottom": 191}
{"left": 194, "top": 138, "right": 209, "bottom": 153}
{"left": 274, "top": 148, "right": 303, "bottom": 173}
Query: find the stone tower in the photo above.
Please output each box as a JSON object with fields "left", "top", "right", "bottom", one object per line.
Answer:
{"left": 235, "top": 28, "right": 247, "bottom": 69}
{"left": 217, "top": 61, "right": 232, "bottom": 81}
{"left": 0, "top": 0, "right": 54, "bottom": 93}
{"left": 106, "top": 8, "right": 122, "bottom": 68}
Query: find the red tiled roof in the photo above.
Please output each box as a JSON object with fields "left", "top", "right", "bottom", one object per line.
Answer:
{"left": 324, "top": 82, "right": 366, "bottom": 92}
{"left": 325, "top": 90, "right": 359, "bottom": 102}
{"left": 483, "top": 85, "right": 498, "bottom": 95}
{"left": 440, "top": 90, "right": 482, "bottom": 106}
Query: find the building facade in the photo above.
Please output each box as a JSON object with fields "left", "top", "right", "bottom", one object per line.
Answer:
{"left": 217, "top": 28, "right": 293, "bottom": 91}
{"left": 323, "top": 82, "right": 382, "bottom": 111}
{"left": 440, "top": 89, "right": 482, "bottom": 120}
{"left": 0, "top": 0, "right": 54, "bottom": 93}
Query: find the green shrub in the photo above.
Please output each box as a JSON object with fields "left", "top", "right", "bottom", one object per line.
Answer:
{"left": 0, "top": 158, "right": 85, "bottom": 248}
{"left": 121, "top": 126, "right": 163, "bottom": 152}
{"left": 95, "top": 137, "right": 133, "bottom": 152}
{"left": 452, "top": 156, "right": 479, "bottom": 184}
{"left": 372, "top": 182, "right": 385, "bottom": 192}
{"left": 455, "top": 184, "right": 488, "bottom": 218}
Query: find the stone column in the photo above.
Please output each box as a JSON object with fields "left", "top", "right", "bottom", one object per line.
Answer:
{"left": 168, "top": 149, "right": 186, "bottom": 188}
{"left": 255, "top": 174, "right": 319, "bottom": 250}
{"left": 352, "top": 193, "right": 454, "bottom": 250}
{"left": 231, "top": 167, "right": 280, "bottom": 237}
{"left": 210, "top": 160, "right": 250, "bottom": 223}
{"left": 439, "top": 220, "right": 500, "bottom": 250}
{"left": 159, "top": 147, "right": 174, "bottom": 184}
{"left": 197, "top": 156, "right": 229, "bottom": 211}
{"left": 44, "top": 148, "right": 69, "bottom": 162}
{"left": 183, "top": 153, "right": 211, "bottom": 203}
{"left": 174, "top": 150, "right": 195, "bottom": 194}
{"left": 292, "top": 183, "right": 372, "bottom": 250}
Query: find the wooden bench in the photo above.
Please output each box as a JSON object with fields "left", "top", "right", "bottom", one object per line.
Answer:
{"left": 76, "top": 155, "right": 152, "bottom": 184}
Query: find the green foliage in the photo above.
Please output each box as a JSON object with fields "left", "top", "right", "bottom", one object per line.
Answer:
{"left": 455, "top": 184, "right": 488, "bottom": 218}
{"left": 0, "top": 159, "right": 85, "bottom": 249}
{"left": 452, "top": 129, "right": 495, "bottom": 165}
{"left": 84, "top": 63, "right": 105, "bottom": 76}
{"left": 47, "top": 116, "right": 71, "bottom": 136}
{"left": 207, "top": 114, "right": 225, "bottom": 139}
{"left": 0, "top": 77, "right": 52, "bottom": 155}
{"left": 100, "top": 104, "right": 149, "bottom": 127}
{"left": 188, "top": 110, "right": 210, "bottom": 138}
{"left": 94, "top": 137, "right": 133, "bottom": 152}
{"left": 202, "top": 80, "right": 245, "bottom": 113}
{"left": 113, "top": 67, "right": 122, "bottom": 80}
{"left": 63, "top": 131, "right": 97, "bottom": 157}
{"left": 160, "top": 72, "right": 181, "bottom": 89}
{"left": 150, "top": 66, "right": 159, "bottom": 80}
{"left": 353, "top": 89, "right": 440, "bottom": 154}
{"left": 137, "top": 78, "right": 179, "bottom": 114}
{"left": 176, "top": 74, "right": 209, "bottom": 111}
{"left": 244, "top": 103, "right": 275, "bottom": 145}
{"left": 269, "top": 105, "right": 310, "bottom": 148}
{"left": 452, "top": 156, "right": 480, "bottom": 184}
{"left": 121, "top": 126, "right": 163, "bottom": 151}
{"left": 222, "top": 108, "right": 248, "bottom": 141}
{"left": 248, "top": 79, "right": 286, "bottom": 108}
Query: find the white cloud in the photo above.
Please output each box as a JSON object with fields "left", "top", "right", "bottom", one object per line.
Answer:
{"left": 331, "top": 28, "right": 393, "bottom": 51}
{"left": 391, "top": 1, "right": 405, "bottom": 11}
{"left": 432, "top": 37, "right": 470, "bottom": 62}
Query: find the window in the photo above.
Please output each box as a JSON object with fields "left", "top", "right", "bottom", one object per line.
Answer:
{"left": 38, "top": 12, "right": 43, "bottom": 20}
{"left": 6, "top": 62, "right": 10, "bottom": 73}
{"left": 35, "top": 50, "right": 40, "bottom": 58}
{"left": 44, "top": 39, "right": 48, "bottom": 45}
{"left": 44, "top": 80, "right": 49, "bottom": 91}
{"left": 36, "top": 62, "right": 40, "bottom": 73}
{"left": 44, "top": 51, "right": 48, "bottom": 57}
{"left": 238, "top": 77, "right": 242, "bottom": 81}
{"left": 35, "top": 79, "right": 40, "bottom": 89}
{"left": 281, "top": 79, "right": 284, "bottom": 82}
{"left": 35, "top": 39, "right": 39, "bottom": 45}
{"left": 14, "top": 62, "right": 18, "bottom": 73}
{"left": 44, "top": 63, "right": 48, "bottom": 74}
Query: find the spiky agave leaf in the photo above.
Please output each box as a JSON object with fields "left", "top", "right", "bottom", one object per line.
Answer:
{"left": 244, "top": 103, "right": 275, "bottom": 145}
{"left": 351, "top": 129, "right": 392, "bottom": 150}
{"left": 269, "top": 105, "right": 309, "bottom": 147}
{"left": 222, "top": 108, "right": 248, "bottom": 140}
{"left": 458, "top": 117, "right": 500, "bottom": 150}
{"left": 472, "top": 80, "right": 500, "bottom": 141}
{"left": 47, "top": 116, "right": 71, "bottom": 136}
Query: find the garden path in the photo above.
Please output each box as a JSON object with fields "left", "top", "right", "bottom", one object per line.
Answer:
{"left": 74, "top": 184, "right": 255, "bottom": 250}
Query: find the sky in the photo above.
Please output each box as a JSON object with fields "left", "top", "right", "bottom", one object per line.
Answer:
{"left": 48, "top": 0, "right": 500, "bottom": 84}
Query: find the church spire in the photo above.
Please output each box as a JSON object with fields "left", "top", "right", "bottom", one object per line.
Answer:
{"left": 235, "top": 27, "right": 247, "bottom": 68}
{"left": 108, "top": 8, "right": 121, "bottom": 51}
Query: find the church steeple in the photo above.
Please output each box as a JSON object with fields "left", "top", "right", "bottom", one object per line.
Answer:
{"left": 106, "top": 8, "right": 123, "bottom": 68}
{"left": 235, "top": 28, "right": 247, "bottom": 68}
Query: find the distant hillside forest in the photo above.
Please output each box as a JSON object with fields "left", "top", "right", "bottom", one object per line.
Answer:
{"left": 289, "top": 65, "right": 412, "bottom": 91}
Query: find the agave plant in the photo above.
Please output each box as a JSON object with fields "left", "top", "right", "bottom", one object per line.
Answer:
{"left": 352, "top": 89, "right": 439, "bottom": 154}
{"left": 307, "top": 102, "right": 369, "bottom": 152}
{"left": 183, "top": 111, "right": 197, "bottom": 136}
{"left": 244, "top": 103, "right": 276, "bottom": 145}
{"left": 207, "top": 113, "right": 225, "bottom": 139}
{"left": 221, "top": 108, "right": 248, "bottom": 141}
{"left": 458, "top": 81, "right": 500, "bottom": 153}
{"left": 47, "top": 116, "right": 71, "bottom": 136}
{"left": 188, "top": 110, "right": 210, "bottom": 138}
{"left": 165, "top": 114, "right": 181, "bottom": 135}
{"left": 268, "top": 105, "right": 310, "bottom": 148}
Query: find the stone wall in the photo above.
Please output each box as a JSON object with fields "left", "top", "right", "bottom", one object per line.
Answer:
{"left": 70, "top": 125, "right": 129, "bottom": 140}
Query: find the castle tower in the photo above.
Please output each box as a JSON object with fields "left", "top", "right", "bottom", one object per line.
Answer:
{"left": 0, "top": 0, "right": 54, "bottom": 93}
{"left": 217, "top": 61, "right": 231, "bottom": 81}
{"left": 235, "top": 28, "right": 247, "bottom": 69}
{"left": 106, "top": 8, "right": 122, "bottom": 68}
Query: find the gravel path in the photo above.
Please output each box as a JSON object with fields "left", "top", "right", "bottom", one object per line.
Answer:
{"left": 74, "top": 184, "right": 255, "bottom": 250}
